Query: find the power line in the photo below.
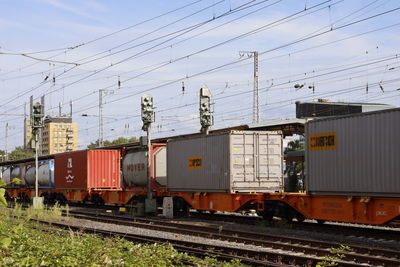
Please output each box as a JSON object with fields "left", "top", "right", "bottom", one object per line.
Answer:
{"left": 0, "top": 0, "right": 265, "bottom": 112}
{"left": 1, "top": 1, "right": 398, "bottom": 142}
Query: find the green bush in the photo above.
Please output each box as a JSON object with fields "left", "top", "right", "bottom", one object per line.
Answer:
{"left": 0, "top": 216, "right": 243, "bottom": 266}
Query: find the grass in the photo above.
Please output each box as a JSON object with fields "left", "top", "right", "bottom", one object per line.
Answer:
{"left": 0, "top": 204, "right": 244, "bottom": 266}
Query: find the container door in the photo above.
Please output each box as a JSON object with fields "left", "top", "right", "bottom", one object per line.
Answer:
{"left": 88, "top": 150, "right": 120, "bottom": 189}
{"left": 231, "top": 132, "right": 283, "bottom": 192}
{"left": 231, "top": 132, "right": 258, "bottom": 191}
{"left": 256, "top": 133, "right": 283, "bottom": 189}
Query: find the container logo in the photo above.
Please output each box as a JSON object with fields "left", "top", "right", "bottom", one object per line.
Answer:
{"left": 309, "top": 132, "right": 336, "bottom": 151}
{"left": 66, "top": 174, "right": 74, "bottom": 183}
{"left": 127, "top": 163, "right": 145, "bottom": 172}
{"left": 188, "top": 156, "right": 202, "bottom": 170}
{"left": 67, "top": 158, "right": 72, "bottom": 168}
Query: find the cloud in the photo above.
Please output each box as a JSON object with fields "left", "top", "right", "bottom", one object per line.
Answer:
{"left": 40, "top": 0, "right": 105, "bottom": 21}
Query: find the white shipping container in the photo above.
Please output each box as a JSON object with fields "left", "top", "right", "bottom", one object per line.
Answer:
{"left": 167, "top": 131, "right": 283, "bottom": 193}
{"left": 306, "top": 108, "right": 400, "bottom": 196}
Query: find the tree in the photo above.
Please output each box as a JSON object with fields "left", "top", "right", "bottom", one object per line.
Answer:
{"left": 285, "top": 139, "right": 305, "bottom": 153}
{"left": 8, "top": 147, "right": 34, "bottom": 161}
{"left": 87, "top": 137, "right": 138, "bottom": 148}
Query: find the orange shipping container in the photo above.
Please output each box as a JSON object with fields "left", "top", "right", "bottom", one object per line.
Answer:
{"left": 54, "top": 150, "right": 120, "bottom": 189}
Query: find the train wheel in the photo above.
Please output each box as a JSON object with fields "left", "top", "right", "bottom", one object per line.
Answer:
{"left": 92, "top": 194, "right": 104, "bottom": 206}
{"left": 262, "top": 212, "right": 274, "bottom": 222}
{"left": 18, "top": 193, "right": 30, "bottom": 203}
{"left": 284, "top": 213, "right": 294, "bottom": 223}
{"left": 295, "top": 214, "right": 305, "bottom": 223}
{"left": 173, "top": 197, "right": 189, "bottom": 217}
{"left": 55, "top": 194, "right": 67, "bottom": 205}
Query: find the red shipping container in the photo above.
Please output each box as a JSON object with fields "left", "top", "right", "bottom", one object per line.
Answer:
{"left": 54, "top": 150, "right": 120, "bottom": 189}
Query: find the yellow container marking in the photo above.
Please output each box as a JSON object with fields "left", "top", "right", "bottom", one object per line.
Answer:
{"left": 188, "top": 156, "right": 202, "bottom": 170}
{"left": 309, "top": 132, "right": 337, "bottom": 151}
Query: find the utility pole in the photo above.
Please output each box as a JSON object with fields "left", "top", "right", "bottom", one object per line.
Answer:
{"left": 5, "top": 123, "right": 8, "bottom": 161}
{"left": 4, "top": 123, "right": 17, "bottom": 161}
{"left": 59, "top": 102, "right": 63, "bottom": 117}
{"left": 69, "top": 100, "right": 73, "bottom": 117}
{"left": 39, "top": 96, "right": 45, "bottom": 156}
{"left": 98, "top": 89, "right": 114, "bottom": 147}
{"left": 31, "top": 101, "right": 44, "bottom": 209}
{"left": 141, "top": 94, "right": 155, "bottom": 214}
{"left": 99, "top": 89, "right": 103, "bottom": 147}
{"left": 239, "top": 51, "right": 259, "bottom": 123}
{"left": 199, "top": 86, "right": 213, "bottom": 134}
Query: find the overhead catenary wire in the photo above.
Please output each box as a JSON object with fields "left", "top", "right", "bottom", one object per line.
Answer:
{"left": 42, "top": 0, "right": 339, "bottom": 111}
{"left": 2, "top": 25, "right": 398, "bottom": 128}
{"left": 1, "top": 0, "right": 270, "bottom": 84}
{"left": 74, "top": 72, "right": 400, "bottom": 135}
{"left": 0, "top": 0, "right": 203, "bottom": 72}
{"left": 1, "top": 1, "right": 398, "bottom": 147}
{"left": 0, "top": 0, "right": 269, "bottom": 112}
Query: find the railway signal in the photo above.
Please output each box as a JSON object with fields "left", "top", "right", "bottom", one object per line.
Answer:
{"left": 199, "top": 86, "right": 213, "bottom": 134}
{"left": 31, "top": 102, "right": 44, "bottom": 129}
{"left": 141, "top": 94, "right": 154, "bottom": 130}
{"left": 141, "top": 94, "right": 156, "bottom": 214}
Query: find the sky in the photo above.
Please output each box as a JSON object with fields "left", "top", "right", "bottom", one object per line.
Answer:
{"left": 0, "top": 0, "right": 399, "bottom": 151}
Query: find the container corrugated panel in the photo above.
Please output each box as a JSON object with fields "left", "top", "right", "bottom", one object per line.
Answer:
{"left": 55, "top": 150, "right": 87, "bottom": 189}
{"left": 88, "top": 150, "right": 120, "bottom": 188}
{"left": 306, "top": 108, "right": 400, "bottom": 197}
{"left": 55, "top": 149, "right": 120, "bottom": 189}
{"left": 167, "top": 131, "right": 283, "bottom": 193}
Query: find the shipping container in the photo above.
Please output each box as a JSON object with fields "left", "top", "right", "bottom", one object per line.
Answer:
{"left": 1, "top": 167, "right": 11, "bottom": 185}
{"left": 2, "top": 163, "right": 29, "bottom": 188}
{"left": 18, "top": 163, "right": 29, "bottom": 186}
{"left": 11, "top": 166, "right": 24, "bottom": 185}
{"left": 122, "top": 145, "right": 167, "bottom": 187}
{"left": 25, "top": 160, "right": 54, "bottom": 188}
{"left": 305, "top": 108, "right": 400, "bottom": 197}
{"left": 54, "top": 150, "right": 120, "bottom": 189}
{"left": 167, "top": 131, "right": 283, "bottom": 193}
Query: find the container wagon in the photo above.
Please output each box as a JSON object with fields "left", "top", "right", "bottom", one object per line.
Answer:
{"left": 263, "top": 108, "right": 400, "bottom": 224}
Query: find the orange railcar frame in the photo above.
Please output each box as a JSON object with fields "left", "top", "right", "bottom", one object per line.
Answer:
{"left": 266, "top": 193, "right": 400, "bottom": 225}
{"left": 5, "top": 190, "right": 400, "bottom": 225}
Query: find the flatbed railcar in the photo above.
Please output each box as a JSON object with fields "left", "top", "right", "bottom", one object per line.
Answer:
{"left": 2, "top": 111, "right": 400, "bottom": 226}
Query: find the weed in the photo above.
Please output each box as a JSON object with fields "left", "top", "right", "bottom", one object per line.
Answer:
{"left": 0, "top": 210, "right": 244, "bottom": 266}
{"left": 317, "top": 245, "right": 353, "bottom": 266}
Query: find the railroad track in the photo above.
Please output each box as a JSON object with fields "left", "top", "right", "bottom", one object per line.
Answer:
{"left": 35, "top": 217, "right": 365, "bottom": 267}
{"left": 9, "top": 201, "right": 400, "bottom": 243}
{"left": 188, "top": 212, "right": 400, "bottom": 243}
{"left": 33, "top": 220, "right": 283, "bottom": 266}
{"left": 65, "top": 209, "right": 400, "bottom": 266}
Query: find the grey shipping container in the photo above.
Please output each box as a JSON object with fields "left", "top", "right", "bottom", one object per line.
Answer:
{"left": 306, "top": 108, "right": 400, "bottom": 197}
{"left": 167, "top": 131, "right": 283, "bottom": 193}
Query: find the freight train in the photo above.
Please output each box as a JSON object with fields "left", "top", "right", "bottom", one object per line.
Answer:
{"left": 1, "top": 108, "right": 399, "bottom": 225}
